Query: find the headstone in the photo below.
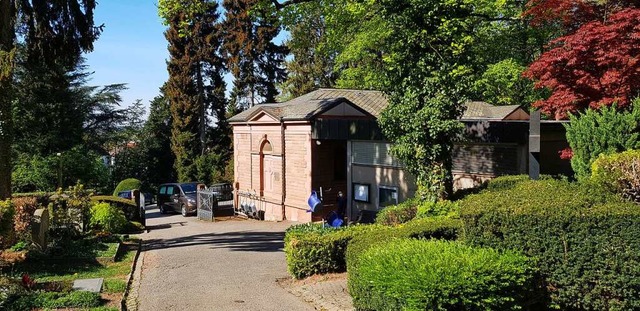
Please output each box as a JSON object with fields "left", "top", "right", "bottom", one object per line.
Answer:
{"left": 31, "top": 208, "right": 49, "bottom": 251}
{"left": 72, "top": 278, "right": 103, "bottom": 293}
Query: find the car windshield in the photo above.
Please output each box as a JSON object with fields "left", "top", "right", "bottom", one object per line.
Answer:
{"left": 180, "top": 183, "right": 198, "bottom": 194}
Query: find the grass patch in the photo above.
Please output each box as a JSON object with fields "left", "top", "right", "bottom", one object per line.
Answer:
{"left": 103, "top": 278, "right": 127, "bottom": 293}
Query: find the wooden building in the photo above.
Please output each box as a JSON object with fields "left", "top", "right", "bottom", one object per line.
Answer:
{"left": 229, "top": 89, "right": 571, "bottom": 223}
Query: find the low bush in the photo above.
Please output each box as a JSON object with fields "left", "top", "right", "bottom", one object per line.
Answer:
{"left": 9, "top": 290, "right": 101, "bottom": 310}
{"left": 47, "top": 183, "right": 93, "bottom": 235}
{"left": 374, "top": 199, "right": 418, "bottom": 226}
{"left": 0, "top": 276, "right": 27, "bottom": 310}
{"left": 112, "top": 178, "right": 141, "bottom": 196}
{"left": 90, "top": 203, "right": 128, "bottom": 233}
{"left": 591, "top": 149, "right": 640, "bottom": 203}
{"left": 350, "top": 239, "right": 540, "bottom": 311}
{"left": 460, "top": 178, "right": 640, "bottom": 310}
{"left": 284, "top": 224, "right": 383, "bottom": 279}
{"left": 346, "top": 217, "right": 462, "bottom": 286}
{"left": 0, "top": 200, "right": 15, "bottom": 248}
{"left": 12, "top": 197, "right": 41, "bottom": 242}
{"left": 415, "top": 200, "right": 459, "bottom": 219}
{"left": 91, "top": 195, "right": 140, "bottom": 222}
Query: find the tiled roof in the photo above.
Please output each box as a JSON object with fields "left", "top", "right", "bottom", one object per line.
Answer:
{"left": 461, "top": 101, "right": 524, "bottom": 120}
{"left": 229, "top": 89, "right": 525, "bottom": 123}
{"left": 228, "top": 89, "right": 388, "bottom": 122}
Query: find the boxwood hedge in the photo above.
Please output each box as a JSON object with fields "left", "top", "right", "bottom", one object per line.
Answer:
{"left": 350, "top": 239, "right": 540, "bottom": 311}
{"left": 460, "top": 178, "right": 640, "bottom": 310}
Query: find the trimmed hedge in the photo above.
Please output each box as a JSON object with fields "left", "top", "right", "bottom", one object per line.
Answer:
{"left": 9, "top": 291, "right": 101, "bottom": 310}
{"left": 350, "top": 239, "right": 539, "bottom": 311}
{"left": 346, "top": 217, "right": 462, "bottom": 273}
{"left": 112, "top": 178, "right": 141, "bottom": 196}
{"left": 284, "top": 224, "right": 383, "bottom": 279}
{"left": 415, "top": 200, "right": 459, "bottom": 219}
{"left": 460, "top": 178, "right": 640, "bottom": 310}
{"left": 374, "top": 199, "right": 418, "bottom": 226}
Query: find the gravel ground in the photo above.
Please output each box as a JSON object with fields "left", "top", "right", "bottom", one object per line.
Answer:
{"left": 131, "top": 207, "right": 315, "bottom": 311}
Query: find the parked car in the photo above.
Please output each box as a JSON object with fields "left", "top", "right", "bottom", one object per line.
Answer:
{"left": 143, "top": 192, "right": 154, "bottom": 205}
{"left": 117, "top": 190, "right": 134, "bottom": 200}
{"left": 157, "top": 182, "right": 203, "bottom": 217}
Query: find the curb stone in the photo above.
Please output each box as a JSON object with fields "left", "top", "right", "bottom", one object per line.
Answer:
{"left": 121, "top": 240, "right": 143, "bottom": 311}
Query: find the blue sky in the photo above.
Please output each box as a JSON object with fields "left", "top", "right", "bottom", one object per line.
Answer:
{"left": 85, "top": 1, "right": 289, "bottom": 114}
{"left": 85, "top": 1, "right": 168, "bottom": 112}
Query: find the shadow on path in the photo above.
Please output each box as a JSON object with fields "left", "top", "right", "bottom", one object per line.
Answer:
{"left": 143, "top": 231, "right": 285, "bottom": 253}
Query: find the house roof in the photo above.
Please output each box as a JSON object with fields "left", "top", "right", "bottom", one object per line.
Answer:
{"left": 461, "top": 101, "right": 527, "bottom": 120}
{"left": 228, "top": 88, "right": 387, "bottom": 123}
{"left": 229, "top": 89, "right": 528, "bottom": 123}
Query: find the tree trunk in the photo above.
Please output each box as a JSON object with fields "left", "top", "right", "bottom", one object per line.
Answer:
{"left": 0, "top": 0, "right": 15, "bottom": 200}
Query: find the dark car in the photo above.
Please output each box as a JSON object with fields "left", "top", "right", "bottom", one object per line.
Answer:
{"left": 117, "top": 190, "right": 133, "bottom": 200}
{"left": 157, "top": 183, "right": 203, "bottom": 216}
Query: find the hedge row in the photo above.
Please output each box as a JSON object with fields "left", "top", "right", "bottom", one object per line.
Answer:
{"left": 284, "top": 217, "right": 463, "bottom": 280}
{"left": 90, "top": 195, "right": 141, "bottom": 223}
{"left": 375, "top": 199, "right": 459, "bottom": 226}
{"left": 460, "top": 178, "right": 640, "bottom": 310}
{"left": 284, "top": 224, "right": 383, "bottom": 279}
{"left": 350, "top": 239, "right": 541, "bottom": 311}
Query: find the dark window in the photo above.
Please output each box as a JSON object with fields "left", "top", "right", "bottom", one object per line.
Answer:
{"left": 180, "top": 183, "right": 197, "bottom": 194}
{"left": 379, "top": 186, "right": 398, "bottom": 208}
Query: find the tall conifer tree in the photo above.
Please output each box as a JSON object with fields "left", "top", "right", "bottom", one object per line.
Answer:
{"left": 223, "top": 0, "right": 287, "bottom": 109}
{"left": 162, "top": 0, "right": 227, "bottom": 182}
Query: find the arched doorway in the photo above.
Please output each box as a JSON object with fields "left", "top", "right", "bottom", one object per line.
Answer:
{"left": 259, "top": 140, "right": 273, "bottom": 197}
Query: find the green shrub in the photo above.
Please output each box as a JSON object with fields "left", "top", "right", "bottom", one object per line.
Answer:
{"left": 91, "top": 195, "right": 140, "bottom": 222}
{"left": 112, "top": 178, "right": 142, "bottom": 196}
{"left": 284, "top": 224, "right": 383, "bottom": 279}
{"left": 48, "top": 183, "right": 93, "bottom": 236}
{"left": 591, "top": 149, "right": 640, "bottom": 203}
{"left": 350, "top": 239, "right": 539, "bottom": 311}
{"left": 346, "top": 217, "right": 462, "bottom": 281}
{"left": 0, "top": 200, "right": 15, "bottom": 248}
{"left": 374, "top": 199, "right": 418, "bottom": 225}
{"left": 90, "top": 203, "right": 128, "bottom": 233}
{"left": 415, "top": 200, "right": 459, "bottom": 219}
{"left": 565, "top": 100, "right": 640, "bottom": 180}
{"left": 10, "top": 290, "right": 101, "bottom": 310}
{"left": 0, "top": 276, "right": 27, "bottom": 310}
{"left": 460, "top": 178, "right": 640, "bottom": 310}
{"left": 484, "top": 174, "right": 557, "bottom": 191}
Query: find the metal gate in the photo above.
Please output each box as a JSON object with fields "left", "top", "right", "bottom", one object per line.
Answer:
{"left": 197, "top": 188, "right": 216, "bottom": 221}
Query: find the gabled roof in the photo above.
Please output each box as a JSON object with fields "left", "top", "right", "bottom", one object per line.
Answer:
{"left": 461, "top": 101, "right": 529, "bottom": 121}
{"left": 229, "top": 89, "right": 529, "bottom": 123}
{"left": 228, "top": 88, "right": 387, "bottom": 123}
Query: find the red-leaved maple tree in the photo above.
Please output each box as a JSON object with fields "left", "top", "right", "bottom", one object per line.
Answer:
{"left": 524, "top": 8, "right": 640, "bottom": 120}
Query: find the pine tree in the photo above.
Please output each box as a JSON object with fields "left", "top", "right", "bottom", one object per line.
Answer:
{"left": 223, "top": 0, "right": 287, "bottom": 109}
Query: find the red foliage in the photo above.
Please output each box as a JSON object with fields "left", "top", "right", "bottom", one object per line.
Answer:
{"left": 524, "top": 9, "right": 640, "bottom": 119}
{"left": 21, "top": 273, "right": 36, "bottom": 290}
{"left": 12, "top": 197, "right": 39, "bottom": 239}
{"left": 559, "top": 147, "right": 573, "bottom": 160}
{"left": 524, "top": 0, "right": 640, "bottom": 30}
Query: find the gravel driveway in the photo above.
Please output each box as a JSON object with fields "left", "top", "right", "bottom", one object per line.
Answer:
{"left": 131, "top": 207, "right": 314, "bottom": 311}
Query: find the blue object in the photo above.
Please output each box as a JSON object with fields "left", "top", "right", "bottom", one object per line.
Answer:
{"left": 325, "top": 211, "right": 343, "bottom": 228}
{"left": 307, "top": 191, "right": 321, "bottom": 213}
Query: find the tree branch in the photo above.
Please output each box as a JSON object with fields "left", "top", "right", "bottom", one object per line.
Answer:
{"left": 271, "top": 0, "right": 314, "bottom": 10}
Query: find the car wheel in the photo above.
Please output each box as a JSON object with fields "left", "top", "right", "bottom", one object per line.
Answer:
{"left": 181, "top": 205, "right": 188, "bottom": 217}
{"left": 159, "top": 205, "right": 165, "bottom": 214}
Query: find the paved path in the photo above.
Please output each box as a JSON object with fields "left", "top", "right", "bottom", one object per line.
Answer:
{"left": 131, "top": 207, "right": 315, "bottom": 311}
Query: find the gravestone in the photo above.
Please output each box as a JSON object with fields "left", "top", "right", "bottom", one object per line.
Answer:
{"left": 31, "top": 208, "right": 49, "bottom": 251}
{"left": 73, "top": 278, "right": 103, "bottom": 293}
